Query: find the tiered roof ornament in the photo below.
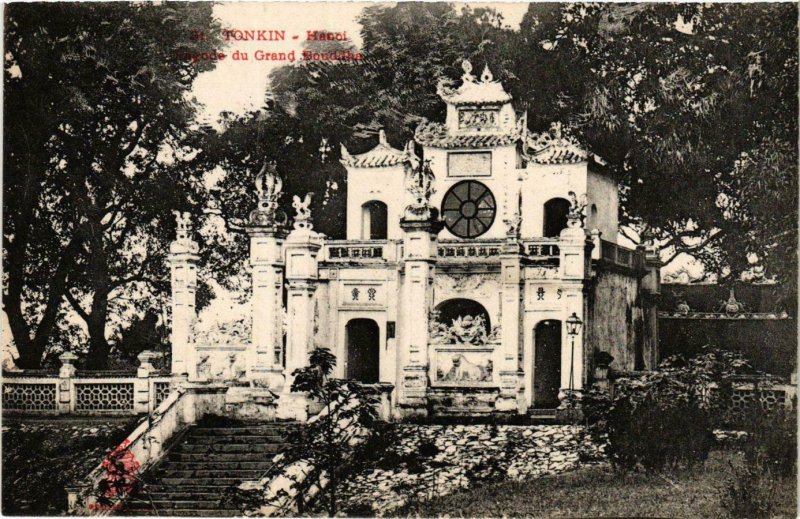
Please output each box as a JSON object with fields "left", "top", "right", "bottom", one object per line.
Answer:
{"left": 436, "top": 60, "right": 513, "bottom": 106}
{"left": 340, "top": 130, "right": 418, "bottom": 169}
{"left": 525, "top": 122, "right": 590, "bottom": 165}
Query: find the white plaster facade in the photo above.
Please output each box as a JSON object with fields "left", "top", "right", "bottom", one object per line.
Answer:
{"left": 168, "top": 62, "right": 660, "bottom": 420}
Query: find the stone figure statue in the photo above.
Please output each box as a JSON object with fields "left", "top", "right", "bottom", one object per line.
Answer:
{"left": 292, "top": 193, "right": 314, "bottom": 230}
{"left": 170, "top": 211, "right": 199, "bottom": 254}
{"left": 404, "top": 160, "right": 436, "bottom": 220}
{"left": 567, "top": 191, "right": 588, "bottom": 228}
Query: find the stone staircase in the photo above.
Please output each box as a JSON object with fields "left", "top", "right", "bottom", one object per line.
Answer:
{"left": 122, "top": 418, "right": 297, "bottom": 517}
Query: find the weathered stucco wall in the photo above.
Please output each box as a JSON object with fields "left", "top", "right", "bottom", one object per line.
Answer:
{"left": 588, "top": 269, "right": 643, "bottom": 371}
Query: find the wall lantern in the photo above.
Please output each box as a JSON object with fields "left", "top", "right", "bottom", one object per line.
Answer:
{"left": 566, "top": 312, "right": 582, "bottom": 336}
{"left": 566, "top": 312, "right": 583, "bottom": 398}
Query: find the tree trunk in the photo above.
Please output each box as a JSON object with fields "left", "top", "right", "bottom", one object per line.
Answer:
{"left": 84, "top": 282, "right": 111, "bottom": 370}
{"left": 5, "top": 235, "right": 82, "bottom": 369}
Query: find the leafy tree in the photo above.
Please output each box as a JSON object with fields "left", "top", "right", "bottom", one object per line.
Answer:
{"left": 3, "top": 2, "right": 224, "bottom": 367}
{"left": 547, "top": 3, "right": 797, "bottom": 297}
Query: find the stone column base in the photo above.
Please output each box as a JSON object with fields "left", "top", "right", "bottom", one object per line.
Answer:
{"left": 495, "top": 370, "right": 524, "bottom": 413}
{"left": 249, "top": 366, "right": 286, "bottom": 392}
{"left": 555, "top": 389, "right": 584, "bottom": 423}
{"left": 276, "top": 392, "right": 310, "bottom": 422}
{"left": 398, "top": 366, "right": 428, "bottom": 417}
{"left": 224, "top": 386, "right": 278, "bottom": 421}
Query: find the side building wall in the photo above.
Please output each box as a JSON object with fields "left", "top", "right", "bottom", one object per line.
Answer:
{"left": 587, "top": 268, "right": 654, "bottom": 372}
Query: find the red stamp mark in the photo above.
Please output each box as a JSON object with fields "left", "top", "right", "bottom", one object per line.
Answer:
{"left": 98, "top": 439, "right": 141, "bottom": 499}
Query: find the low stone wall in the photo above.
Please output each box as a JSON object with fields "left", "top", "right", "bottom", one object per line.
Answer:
{"left": 338, "top": 424, "right": 606, "bottom": 516}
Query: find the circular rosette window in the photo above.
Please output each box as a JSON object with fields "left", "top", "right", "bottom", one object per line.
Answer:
{"left": 441, "top": 180, "right": 496, "bottom": 238}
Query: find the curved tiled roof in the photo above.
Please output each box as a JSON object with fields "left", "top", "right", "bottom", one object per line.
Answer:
{"left": 527, "top": 142, "right": 588, "bottom": 164}
{"left": 415, "top": 121, "right": 521, "bottom": 149}
{"left": 340, "top": 130, "right": 416, "bottom": 168}
{"left": 525, "top": 126, "right": 589, "bottom": 164}
{"left": 438, "top": 62, "right": 512, "bottom": 106}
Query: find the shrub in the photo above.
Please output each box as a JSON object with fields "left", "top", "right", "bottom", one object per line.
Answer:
{"left": 589, "top": 373, "right": 715, "bottom": 471}
{"left": 721, "top": 464, "right": 781, "bottom": 519}
{"left": 584, "top": 347, "right": 752, "bottom": 472}
{"left": 721, "top": 405, "right": 796, "bottom": 518}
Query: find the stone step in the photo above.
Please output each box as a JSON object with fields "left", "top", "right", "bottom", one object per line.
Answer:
{"left": 169, "top": 452, "right": 276, "bottom": 462}
{"left": 176, "top": 443, "right": 288, "bottom": 454}
{"left": 159, "top": 477, "right": 252, "bottom": 487}
{"left": 181, "top": 434, "right": 287, "bottom": 444}
{"left": 131, "top": 500, "right": 234, "bottom": 510}
{"left": 125, "top": 508, "right": 242, "bottom": 517}
{"left": 160, "top": 460, "right": 274, "bottom": 470}
{"left": 189, "top": 426, "right": 298, "bottom": 436}
{"left": 154, "top": 468, "right": 264, "bottom": 479}
{"left": 144, "top": 484, "right": 241, "bottom": 494}
{"left": 141, "top": 491, "right": 230, "bottom": 502}
{"left": 122, "top": 420, "right": 299, "bottom": 516}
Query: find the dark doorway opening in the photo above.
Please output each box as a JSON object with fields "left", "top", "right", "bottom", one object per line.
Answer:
{"left": 363, "top": 201, "right": 388, "bottom": 240}
{"left": 345, "top": 319, "right": 380, "bottom": 383}
{"left": 543, "top": 198, "right": 571, "bottom": 237}
{"left": 534, "top": 320, "right": 562, "bottom": 408}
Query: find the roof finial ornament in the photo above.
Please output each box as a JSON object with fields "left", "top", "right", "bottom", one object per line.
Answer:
{"left": 248, "top": 162, "right": 284, "bottom": 227}
{"left": 551, "top": 121, "right": 563, "bottom": 140}
{"left": 378, "top": 129, "right": 387, "bottom": 146}
{"left": 461, "top": 59, "right": 475, "bottom": 83}
{"left": 481, "top": 65, "right": 493, "bottom": 83}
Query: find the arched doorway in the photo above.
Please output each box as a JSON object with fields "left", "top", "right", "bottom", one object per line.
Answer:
{"left": 362, "top": 201, "right": 388, "bottom": 240}
{"left": 543, "top": 198, "right": 571, "bottom": 237}
{"left": 534, "top": 320, "right": 562, "bottom": 408}
{"left": 345, "top": 319, "right": 380, "bottom": 383}
{"left": 435, "top": 299, "right": 491, "bottom": 330}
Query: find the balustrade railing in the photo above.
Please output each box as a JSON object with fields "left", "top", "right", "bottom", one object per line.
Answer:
{"left": 437, "top": 240, "right": 502, "bottom": 260}
{"left": 2, "top": 351, "right": 175, "bottom": 415}
{"left": 321, "top": 240, "right": 401, "bottom": 263}
{"left": 600, "top": 240, "right": 641, "bottom": 270}
{"left": 321, "top": 238, "right": 563, "bottom": 263}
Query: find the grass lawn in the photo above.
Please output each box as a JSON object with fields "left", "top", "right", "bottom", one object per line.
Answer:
{"left": 397, "top": 450, "right": 796, "bottom": 518}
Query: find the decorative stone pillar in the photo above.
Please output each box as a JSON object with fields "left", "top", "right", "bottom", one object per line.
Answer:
{"left": 278, "top": 193, "right": 321, "bottom": 420}
{"left": 168, "top": 213, "right": 200, "bottom": 378}
{"left": 640, "top": 242, "right": 661, "bottom": 369}
{"left": 135, "top": 350, "right": 157, "bottom": 413}
{"left": 398, "top": 160, "right": 441, "bottom": 416}
{"left": 557, "top": 194, "right": 592, "bottom": 411}
{"left": 58, "top": 352, "right": 77, "bottom": 414}
{"left": 497, "top": 205, "right": 524, "bottom": 412}
{"left": 245, "top": 164, "right": 287, "bottom": 389}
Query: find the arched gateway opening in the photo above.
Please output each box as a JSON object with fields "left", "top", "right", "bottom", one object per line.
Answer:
{"left": 345, "top": 319, "right": 380, "bottom": 383}
{"left": 534, "top": 320, "right": 562, "bottom": 408}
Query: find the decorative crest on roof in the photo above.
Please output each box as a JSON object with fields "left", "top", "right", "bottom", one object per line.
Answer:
{"left": 525, "top": 122, "right": 589, "bottom": 164}
{"left": 340, "top": 130, "right": 417, "bottom": 168}
{"left": 437, "top": 60, "right": 512, "bottom": 106}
